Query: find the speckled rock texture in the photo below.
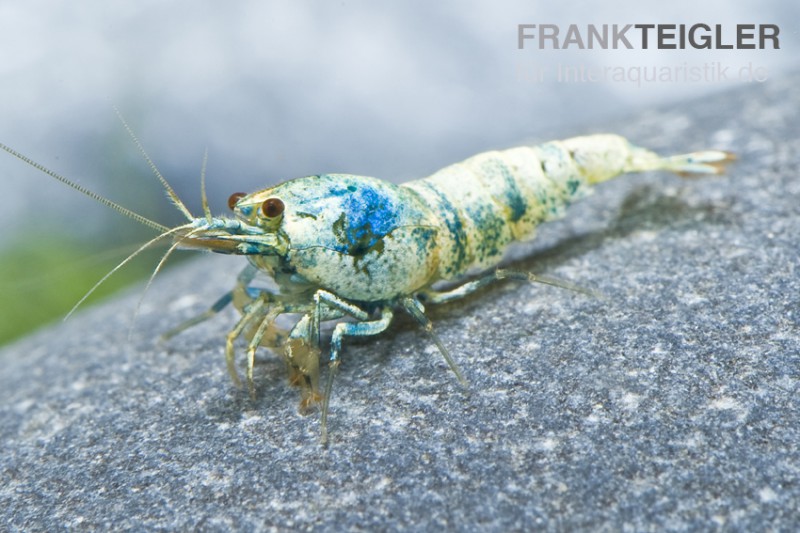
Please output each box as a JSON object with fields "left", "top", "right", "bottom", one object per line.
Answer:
{"left": 2, "top": 73, "right": 798, "bottom": 531}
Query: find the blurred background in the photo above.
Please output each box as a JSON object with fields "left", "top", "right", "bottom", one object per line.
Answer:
{"left": 0, "top": 0, "right": 794, "bottom": 344}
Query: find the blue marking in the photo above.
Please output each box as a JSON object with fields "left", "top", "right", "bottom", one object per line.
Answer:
{"left": 482, "top": 157, "right": 527, "bottom": 223}
{"left": 242, "top": 244, "right": 264, "bottom": 254}
{"left": 245, "top": 288, "right": 264, "bottom": 299}
{"left": 566, "top": 178, "right": 581, "bottom": 196}
{"left": 210, "top": 291, "right": 234, "bottom": 312}
{"left": 323, "top": 181, "right": 400, "bottom": 255}
{"left": 416, "top": 182, "right": 467, "bottom": 274}
{"left": 341, "top": 185, "right": 395, "bottom": 249}
{"left": 464, "top": 201, "right": 505, "bottom": 260}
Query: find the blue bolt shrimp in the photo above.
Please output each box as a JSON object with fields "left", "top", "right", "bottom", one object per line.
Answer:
{"left": 0, "top": 131, "right": 733, "bottom": 443}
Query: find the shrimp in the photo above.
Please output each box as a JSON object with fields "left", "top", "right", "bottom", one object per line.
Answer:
{"left": 0, "top": 132, "right": 734, "bottom": 443}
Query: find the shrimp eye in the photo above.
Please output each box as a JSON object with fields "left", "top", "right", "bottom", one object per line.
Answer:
{"left": 228, "top": 192, "right": 246, "bottom": 210}
{"left": 261, "top": 197, "right": 285, "bottom": 218}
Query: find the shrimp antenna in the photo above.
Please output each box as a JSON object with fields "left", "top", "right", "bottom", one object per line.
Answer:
{"left": 113, "top": 107, "right": 195, "bottom": 221}
{"left": 0, "top": 142, "right": 168, "bottom": 233}
{"left": 64, "top": 223, "right": 193, "bottom": 321}
{"left": 128, "top": 225, "right": 200, "bottom": 340}
{"left": 200, "top": 147, "right": 213, "bottom": 224}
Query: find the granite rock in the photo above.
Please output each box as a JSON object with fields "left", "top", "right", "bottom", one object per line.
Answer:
{"left": 1, "top": 73, "right": 799, "bottom": 531}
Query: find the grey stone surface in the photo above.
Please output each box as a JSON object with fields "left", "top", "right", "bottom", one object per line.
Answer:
{"left": 2, "top": 72, "right": 799, "bottom": 531}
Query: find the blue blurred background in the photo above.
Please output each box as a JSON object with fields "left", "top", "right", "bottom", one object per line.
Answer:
{"left": 0, "top": 0, "right": 794, "bottom": 343}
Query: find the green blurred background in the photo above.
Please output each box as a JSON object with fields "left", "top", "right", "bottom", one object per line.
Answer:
{"left": 0, "top": 235, "right": 163, "bottom": 345}
{"left": 0, "top": 131, "right": 195, "bottom": 346}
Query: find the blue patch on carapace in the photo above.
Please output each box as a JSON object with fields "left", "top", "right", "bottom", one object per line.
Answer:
{"left": 328, "top": 182, "right": 398, "bottom": 256}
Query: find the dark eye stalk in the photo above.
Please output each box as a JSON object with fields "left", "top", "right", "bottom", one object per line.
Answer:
{"left": 227, "top": 192, "right": 246, "bottom": 210}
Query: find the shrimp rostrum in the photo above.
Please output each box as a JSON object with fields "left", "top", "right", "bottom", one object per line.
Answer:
{"left": 0, "top": 133, "right": 733, "bottom": 443}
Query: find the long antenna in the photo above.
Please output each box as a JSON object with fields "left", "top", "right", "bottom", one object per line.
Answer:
{"left": 0, "top": 142, "right": 168, "bottom": 233}
{"left": 128, "top": 225, "right": 199, "bottom": 339}
{"left": 200, "top": 147, "right": 213, "bottom": 224}
{"left": 113, "top": 107, "right": 195, "bottom": 222}
{"left": 64, "top": 222, "right": 193, "bottom": 320}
